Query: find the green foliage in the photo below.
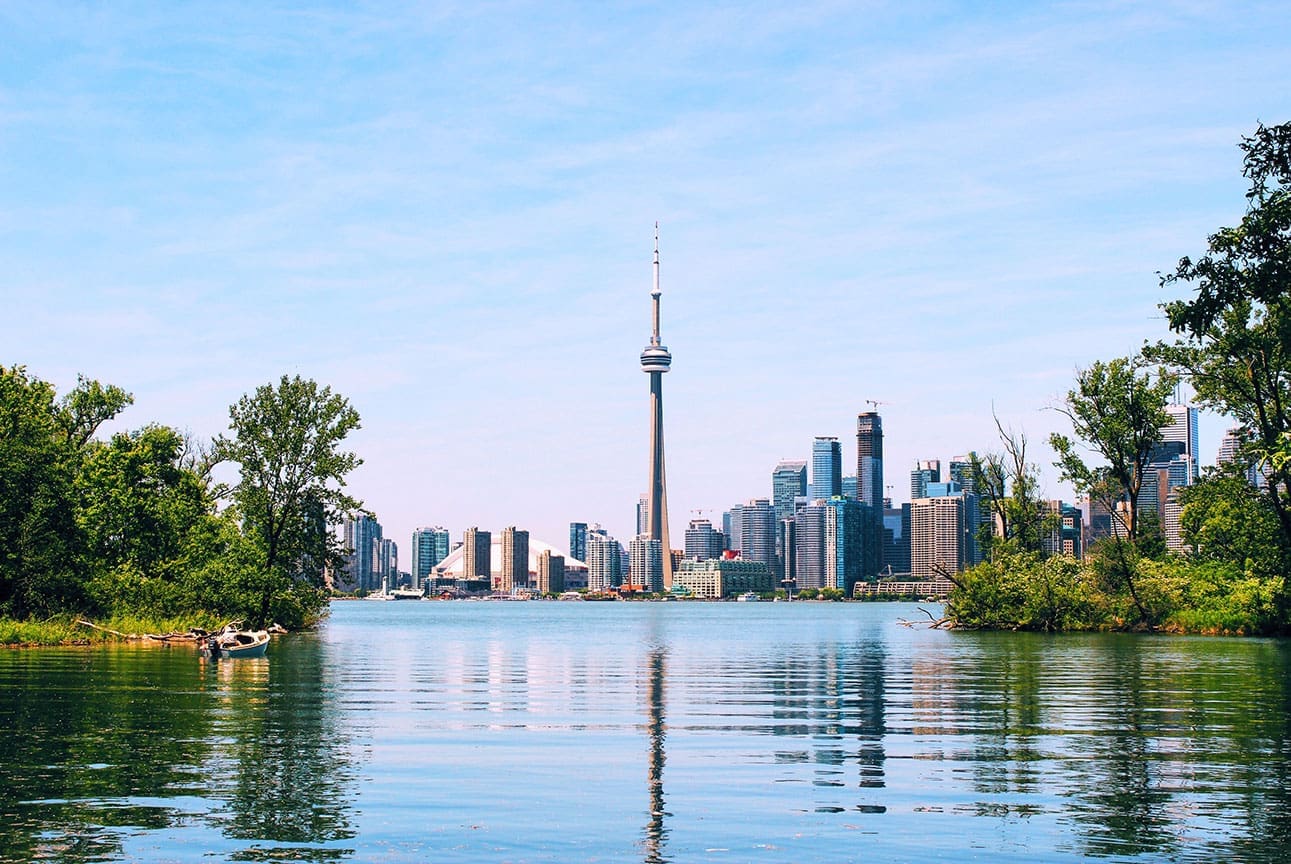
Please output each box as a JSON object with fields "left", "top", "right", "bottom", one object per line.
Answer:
{"left": 1146, "top": 121, "right": 1291, "bottom": 617}
{"left": 1048, "top": 353, "right": 1177, "bottom": 626}
{"left": 0, "top": 366, "right": 132, "bottom": 618}
{"left": 0, "top": 365, "right": 352, "bottom": 638}
{"left": 819, "top": 587, "right": 846, "bottom": 601}
{"left": 797, "top": 587, "right": 820, "bottom": 600}
{"left": 215, "top": 376, "right": 361, "bottom": 623}
{"left": 76, "top": 425, "right": 211, "bottom": 580}
{"left": 948, "top": 551, "right": 1100, "bottom": 631}
{"left": 970, "top": 418, "right": 1056, "bottom": 557}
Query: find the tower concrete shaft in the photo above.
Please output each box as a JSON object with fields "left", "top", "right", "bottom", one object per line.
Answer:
{"left": 640, "top": 224, "right": 674, "bottom": 590}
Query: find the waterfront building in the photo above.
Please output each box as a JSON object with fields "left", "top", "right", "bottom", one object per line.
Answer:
{"left": 910, "top": 459, "right": 941, "bottom": 501}
{"left": 811, "top": 437, "right": 842, "bottom": 500}
{"left": 739, "top": 499, "right": 777, "bottom": 568}
{"left": 684, "top": 519, "right": 724, "bottom": 561}
{"left": 586, "top": 528, "right": 624, "bottom": 591}
{"left": 856, "top": 411, "right": 885, "bottom": 576}
{"left": 910, "top": 495, "right": 966, "bottom": 580}
{"left": 841, "top": 474, "right": 858, "bottom": 499}
{"left": 537, "top": 549, "right": 565, "bottom": 594}
{"left": 569, "top": 522, "right": 588, "bottom": 562}
{"left": 378, "top": 538, "right": 398, "bottom": 592}
{"left": 823, "top": 496, "right": 866, "bottom": 595}
{"left": 636, "top": 493, "right": 650, "bottom": 537}
{"left": 882, "top": 503, "right": 910, "bottom": 575}
{"left": 411, "top": 526, "right": 450, "bottom": 590}
{"left": 640, "top": 225, "right": 675, "bottom": 591}
{"left": 463, "top": 527, "right": 491, "bottom": 583}
{"left": 779, "top": 518, "right": 796, "bottom": 590}
{"left": 794, "top": 503, "right": 826, "bottom": 589}
{"left": 674, "top": 558, "right": 774, "bottom": 599}
{"left": 724, "top": 505, "right": 743, "bottom": 556}
{"left": 793, "top": 497, "right": 867, "bottom": 593}
{"left": 772, "top": 460, "right": 808, "bottom": 523}
{"left": 500, "top": 526, "right": 530, "bottom": 592}
{"left": 630, "top": 536, "right": 665, "bottom": 593}
{"left": 342, "top": 514, "right": 382, "bottom": 593}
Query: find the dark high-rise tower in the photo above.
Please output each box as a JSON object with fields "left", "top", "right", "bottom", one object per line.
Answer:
{"left": 640, "top": 225, "right": 674, "bottom": 590}
{"left": 857, "top": 411, "right": 885, "bottom": 576}
{"left": 856, "top": 411, "right": 884, "bottom": 511}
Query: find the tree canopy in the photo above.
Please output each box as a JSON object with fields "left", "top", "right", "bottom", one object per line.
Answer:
{"left": 0, "top": 365, "right": 361, "bottom": 631}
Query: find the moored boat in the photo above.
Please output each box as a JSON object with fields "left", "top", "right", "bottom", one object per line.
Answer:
{"left": 202, "top": 625, "right": 270, "bottom": 659}
{"left": 736, "top": 591, "right": 761, "bottom": 602}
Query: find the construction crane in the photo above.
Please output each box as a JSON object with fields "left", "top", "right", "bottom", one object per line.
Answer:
{"left": 864, "top": 398, "right": 890, "bottom": 411}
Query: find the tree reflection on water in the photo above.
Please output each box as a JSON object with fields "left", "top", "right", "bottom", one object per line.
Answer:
{"left": 0, "top": 636, "right": 358, "bottom": 864}
{"left": 202, "top": 635, "right": 357, "bottom": 861}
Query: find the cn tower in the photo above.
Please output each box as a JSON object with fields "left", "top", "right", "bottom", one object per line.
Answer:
{"left": 640, "top": 224, "right": 674, "bottom": 590}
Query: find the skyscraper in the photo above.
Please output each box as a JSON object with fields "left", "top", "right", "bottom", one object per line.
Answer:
{"left": 378, "top": 538, "right": 398, "bottom": 591}
{"left": 794, "top": 504, "right": 826, "bottom": 590}
{"left": 684, "top": 519, "right": 724, "bottom": 561}
{"left": 640, "top": 225, "right": 674, "bottom": 590}
{"left": 501, "top": 526, "right": 529, "bottom": 592}
{"left": 771, "top": 460, "right": 808, "bottom": 523}
{"left": 856, "top": 411, "right": 884, "bottom": 576}
{"left": 811, "top": 437, "right": 842, "bottom": 500}
{"left": 586, "top": 527, "right": 623, "bottom": 591}
{"left": 537, "top": 549, "right": 565, "bottom": 594}
{"left": 630, "top": 536, "right": 665, "bottom": 593}
{"left": 463, "top": 527, "right": 491, "bottom": 584}
{"left": 342, "top": 514, "right": 382, "bottom": 593}
{"left": 636, "top": 493, "right": 650, "bottom": 537}
{"left": 724, "top": 505, "right": 743, "bottom": 555}
{"left": 740, "top": 499, "right": 777, "bottom": 567}
{"left": 411, "top": 526, "right": 450, "bottom": 590}
{"left": 1163, "top": 404, "right": 1200, "bottom": 483}
{"left": 569, "top": 522, "right": 588, "bottom": 562}
{"left": 910, "top": 459, "right": 941, "bottom": 501}
{"left": 910, "top": 495, "right": 965, "bottom": 580}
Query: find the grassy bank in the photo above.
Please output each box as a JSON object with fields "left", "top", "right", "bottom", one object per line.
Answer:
{"left": 0, "top": 612, "right": 229, "bottom": 647}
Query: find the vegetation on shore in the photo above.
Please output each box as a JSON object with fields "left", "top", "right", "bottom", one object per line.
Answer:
{"left": 0, "top": 369, "right": 362, "bottom": 644}
{"left": 946, "top": 122, "right": 1291, "bottom": 636}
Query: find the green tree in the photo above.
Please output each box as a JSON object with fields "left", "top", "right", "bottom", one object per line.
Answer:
{"left": 215, "top": 375, "right": 362, "bottom": 625}
{"left": 970, "top": 414, "right": 1055, "bottom": 557}
{"left": 1049, "top": 354, "right": 1177, "bottom": 625}
{"left": 1146, "top": 121, "right": 1291, "bottom": 620}
{"left": 76, "top": 425, "right": 211, "bottom": 581}
{"left": 0, "top": 366, "right": 132, "bottom": 618}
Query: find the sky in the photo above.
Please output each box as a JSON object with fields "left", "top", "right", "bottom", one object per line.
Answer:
{"left": 2, "top": 1, "right": 1289, "bottom": 558}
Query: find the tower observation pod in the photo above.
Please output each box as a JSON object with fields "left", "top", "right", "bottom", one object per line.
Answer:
{"left": 641, "top": 223, "right": 673, "bottom": 590}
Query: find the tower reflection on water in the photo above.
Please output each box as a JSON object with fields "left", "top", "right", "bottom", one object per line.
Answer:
{"left": 643, "top": 646, "right": 668, "bottom": 863}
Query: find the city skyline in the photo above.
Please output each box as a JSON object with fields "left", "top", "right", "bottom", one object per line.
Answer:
{"left": 2, "top": 3, "right": 1284, "bottom": 551}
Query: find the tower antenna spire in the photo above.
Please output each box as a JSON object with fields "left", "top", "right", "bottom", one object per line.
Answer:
{"left": 651, "top": 222, "right": 661, "bottom": 344}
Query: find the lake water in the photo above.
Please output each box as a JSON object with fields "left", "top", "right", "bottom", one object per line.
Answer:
{"left": 2, "top": 600, "right": 1290, "bottom": 863}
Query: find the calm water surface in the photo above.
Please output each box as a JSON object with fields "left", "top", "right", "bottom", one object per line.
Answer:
{"left": 2, "top": 601, "right": 1290, "bottom": 862}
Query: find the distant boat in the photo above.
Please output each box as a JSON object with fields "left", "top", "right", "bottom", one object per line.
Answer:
{"left": 389, "top": 588, "right": 424, "bottom": 600}
{"left": 736, "top": 592, "right": 761, "bottom": 603}
{"left": 201, "top": 627, "right": 269, "bottom": 659}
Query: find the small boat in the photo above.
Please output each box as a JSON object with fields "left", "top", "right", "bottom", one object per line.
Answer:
{"left": 202, "top": 624, "right": 269, "bottom": 659}
{"left": 736, "top": 591, "right": 761, "bottom": 602}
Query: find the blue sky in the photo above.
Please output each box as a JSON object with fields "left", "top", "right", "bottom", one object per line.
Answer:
{"left": 2, "top": 1, "right": 1288, "bottom": 555}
